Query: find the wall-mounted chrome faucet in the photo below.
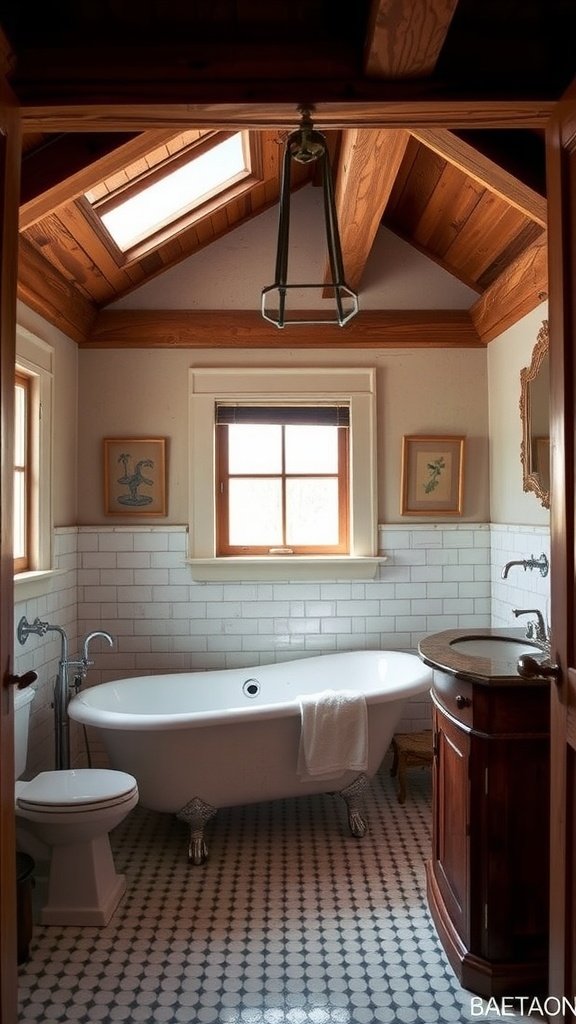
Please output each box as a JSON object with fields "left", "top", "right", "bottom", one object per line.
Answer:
{"left": 17, "top": 616, "right": 114, "bottom": 771}
{"left": 501, "top": 553, "right": 549, "bottom": 579}
{"left": 512, "top": 607, "right": 550, "bottom": 653}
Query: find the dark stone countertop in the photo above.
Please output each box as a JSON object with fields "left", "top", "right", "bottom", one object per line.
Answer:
{"left": 418, "top": 626, "right": 549, "bottom": 685}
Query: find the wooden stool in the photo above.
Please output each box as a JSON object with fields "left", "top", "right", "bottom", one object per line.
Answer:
{"left": 390, "top": 730, "right": 433, "bottom": 804}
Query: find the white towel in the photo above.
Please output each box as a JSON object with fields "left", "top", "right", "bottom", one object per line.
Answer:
{"left": 297, "top": 689, "right": 368, "bottom": 782}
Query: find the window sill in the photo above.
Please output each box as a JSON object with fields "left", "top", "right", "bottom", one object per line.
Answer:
{"left": 186, "top": 556, "right": 387, "bottom": 582}
{"left": 14, "top": 569, "right": 66, "bottom": 601}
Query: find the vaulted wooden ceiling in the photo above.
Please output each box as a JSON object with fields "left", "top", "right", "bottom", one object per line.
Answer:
{"left": 1, "top": 1, "right": 573, "bottom": 349}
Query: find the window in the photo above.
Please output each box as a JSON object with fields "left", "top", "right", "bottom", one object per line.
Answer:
{"left": 14, "top": 372, "right": 31, "bottom": 572}
{"left": 216, "top": 405, "right": 350, "bottom": 555}
{"left": 14, "top": 328, "right": 54, "bottom": 583}
{"left": 189, "top": 367, "right": 379, "bottom": 580}
{"left": 84, "top": 131, "right": 252, "bottom": 258}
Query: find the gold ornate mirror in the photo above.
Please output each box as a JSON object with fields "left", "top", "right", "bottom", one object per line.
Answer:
{"left": 520, "top": 320, "right": 550, "bottom": 509}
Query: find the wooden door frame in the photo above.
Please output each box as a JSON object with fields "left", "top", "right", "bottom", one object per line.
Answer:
{"left": 2, "top": 76, "right": 576, "bottom": 1024}
{"left": 546, "top": 79, "right": 576, "bottom": 1007}
{"left": 0, "top": 74, "right": 22, "bottom": 1024}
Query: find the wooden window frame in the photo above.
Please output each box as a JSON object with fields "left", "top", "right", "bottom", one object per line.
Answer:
{"left": 215, "top": 408, "right": 350, "bottom": 556}
{"left": 188, "top": 367, "right": 378, "bottom": 579}
{"left": 14, "top": 329, "right": 54, "bottom": 587}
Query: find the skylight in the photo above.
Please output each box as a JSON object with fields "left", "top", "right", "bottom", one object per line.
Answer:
{"left": 92, "top": 133, "right": 248, "bottom": 253}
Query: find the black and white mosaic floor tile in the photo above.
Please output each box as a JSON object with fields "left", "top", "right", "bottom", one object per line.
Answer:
{"left": 18, "top": 763, "right": 540, "bottom": 1023}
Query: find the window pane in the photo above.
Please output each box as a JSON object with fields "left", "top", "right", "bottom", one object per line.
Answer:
{"left": 14, "top": 383, "right": 26, "bottom": 464}
{"left": 286, "top": 478, "right": 339, "bottom": 545}
{"left": 285, "top": 425, "right": 338, "bottom": 473}
{"left": 98, "top": 133, "right": 247, "bottom": 251}
{"left": 228, "top": 424, "right": 282, "bottom": 473}
{"left": 13, "top": 472, "right": 25, "bottom": 559}
{"left": 229, "top": 479, "right": 282, "bottom": 545}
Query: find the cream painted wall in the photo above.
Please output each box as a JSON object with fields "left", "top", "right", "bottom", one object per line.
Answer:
{"left": 77, "top": 345, "right": 489, "bottom": 526}
{"left": 487, "top": 303, "right": 550, "bottom": 526}
{"left": 16, "top": 301, "right": 78, "bottom": 526}
{"left": 81, "top": 186, "right": 487, "bottom": 527}
{"left": 110, "top": 185, "right": 477, "bottom": 312}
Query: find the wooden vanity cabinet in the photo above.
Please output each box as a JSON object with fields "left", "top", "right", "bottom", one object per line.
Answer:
{"left": 427, "top": 669, "right": 550, "bottom": 998}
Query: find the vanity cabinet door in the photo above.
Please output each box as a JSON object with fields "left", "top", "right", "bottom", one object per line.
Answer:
{"left": 427, "top": 680, "right": 550, "bottom": 997}
{"left": 430, "top": 705, "right": 470, "bottom": 946}
{"left": 480, "top": 735, "right": 550, "bottom": 965}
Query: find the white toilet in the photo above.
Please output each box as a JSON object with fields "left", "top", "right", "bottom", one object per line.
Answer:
{"left": 14, "top": 686, "right": 139, "bottom": 927}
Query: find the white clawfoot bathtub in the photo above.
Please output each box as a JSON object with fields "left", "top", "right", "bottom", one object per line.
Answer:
{"left": 69, "top": 650, "right": 432, "bottom": 863}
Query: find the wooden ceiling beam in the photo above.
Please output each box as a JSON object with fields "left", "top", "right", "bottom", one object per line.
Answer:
{"left": 85, "top": 308, "right": 483, "bottom": 349}
{"left": 409, "top": 127, "right": 547, "bottom": 226}
{"left": 19, "top": 99, "right": 556, "bottom": 135}
{"left": 333, "top": 128, "right": 410, "bottom": 291}
{"left": 364, "top": 0, "right": 460, "bottom": 78}
{"left": 19, "top": 129, "right": 188, "bottom": 228}
{"left": 470, "top": 232, "right": 548, "bottom": 343}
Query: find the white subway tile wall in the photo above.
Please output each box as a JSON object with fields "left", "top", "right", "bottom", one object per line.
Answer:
{"left": 490, "top": 523, "right": 551, "bottom": 628}
{"left": 14, "top": 522, "right": 550, "bottom": 776}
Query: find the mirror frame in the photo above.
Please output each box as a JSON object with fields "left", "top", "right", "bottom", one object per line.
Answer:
{"left": 520, "top": 319, "right": 550, "bottom": 510}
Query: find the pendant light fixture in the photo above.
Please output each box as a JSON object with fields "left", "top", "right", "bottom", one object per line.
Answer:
{"left": 261, "top": 107, "right": 359, "bottom": 328}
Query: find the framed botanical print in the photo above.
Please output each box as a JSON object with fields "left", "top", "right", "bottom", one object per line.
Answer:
{"left": 401, "top": 435, "right": 465, "bottom": 516}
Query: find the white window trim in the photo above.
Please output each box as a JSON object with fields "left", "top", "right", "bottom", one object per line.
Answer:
{"left": 188, "top": 367, "right": 382, "bottom": 580}
{"left": 14, "top": 327, "right": 54, "bottom": 596}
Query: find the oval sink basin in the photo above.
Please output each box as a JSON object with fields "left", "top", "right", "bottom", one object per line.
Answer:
{"left": 449, "top": 637, "right": 540, "bottom": 659}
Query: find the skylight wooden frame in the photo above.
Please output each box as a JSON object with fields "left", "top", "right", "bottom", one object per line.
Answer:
{"left": 82, "top": 130, "right": 262, "bottom": 265}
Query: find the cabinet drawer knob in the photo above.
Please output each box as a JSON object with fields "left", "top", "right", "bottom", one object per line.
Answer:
{"left": 455, "top": 694, "right": 471, "bottom": 709}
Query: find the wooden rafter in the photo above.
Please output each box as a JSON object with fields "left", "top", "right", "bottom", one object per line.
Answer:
{"left": 19, "top": 130, "right": 189, "bottom": 228}
{"left": 470, "top": 232, "right": 548, "bottom": 343}
{"left": 332, "top": 128, "right": 410, "bottom": 291}
{"left": 409, "top": 128, "right": 547, "bottom": 226}
{"left": 17, "top": 235, "right": 96, "bottom": 343}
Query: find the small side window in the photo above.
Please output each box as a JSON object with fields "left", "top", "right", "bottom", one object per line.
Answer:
{"left": 14, "top": 329, "right": 54, "bottom": 578}
{"left": 14, "top": 371, "right": 30, "bottom": 573}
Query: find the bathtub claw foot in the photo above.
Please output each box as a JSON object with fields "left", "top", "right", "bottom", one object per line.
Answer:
{"left": 339, "top": 774, "right": 369, "bottom": 838}
{"left": 177, "top": 797, "right": 217, "bottom": 865}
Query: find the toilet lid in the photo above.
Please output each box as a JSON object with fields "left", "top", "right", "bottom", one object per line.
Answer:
{"left": 17, "top": 769, "right": 138, "bottom": 812}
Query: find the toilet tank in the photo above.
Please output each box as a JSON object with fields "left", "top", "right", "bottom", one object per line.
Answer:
{"left": 14, "top": 687, "right": 35, "bottom": 779}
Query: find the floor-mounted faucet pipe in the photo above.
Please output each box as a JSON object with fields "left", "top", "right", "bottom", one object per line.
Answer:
{"left": 17, "top": 616, "right": 115, "bottom": 771}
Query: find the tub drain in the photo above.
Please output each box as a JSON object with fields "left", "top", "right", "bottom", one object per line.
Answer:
{"left": 242, "top": 678, "right": 260, "bottom": 698}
